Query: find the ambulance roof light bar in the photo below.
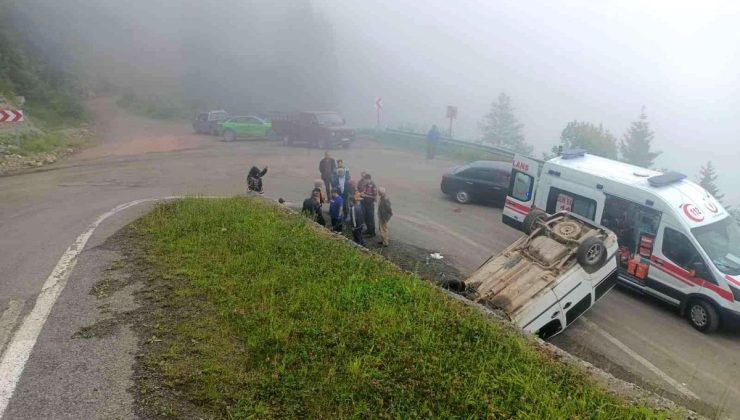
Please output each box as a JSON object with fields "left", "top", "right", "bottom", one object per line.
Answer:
{"left": 561, "top": 149, "right": 586, "bottom": 159}
{"left": 647, "top": 171, "right": 687, "bottom": 187}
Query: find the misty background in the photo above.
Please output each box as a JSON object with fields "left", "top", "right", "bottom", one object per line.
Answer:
{"left": 9, "top": 0, "right": 740, "bottom": 204}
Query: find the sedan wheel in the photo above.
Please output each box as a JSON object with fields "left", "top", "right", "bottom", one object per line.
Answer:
{"left": 223, "top": 130, "right": 236, "bottom": 142}
{"left": 455, "top": 190, "right": 471, "bottom": 204}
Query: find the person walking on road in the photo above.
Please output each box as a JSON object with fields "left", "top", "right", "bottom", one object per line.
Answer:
{"left": 426, "top": 124, "right": 441, "bottom": 159}
{"left": 377, "top": 187, "right": 393, "bottom": 247}
{"left": 247, "top": 166, "right": 268, "bottom": 194}
{"left": 329, "top": 188, "right": 344, "bottom": 232}
{"left": 360, "top": 173, "right": 378, "bottom": 237}
{"left": 319, "top": 152, "right": 336, "bottom": 199}
{"left": 349, "top": 191, "right": 365, "bottom": 246}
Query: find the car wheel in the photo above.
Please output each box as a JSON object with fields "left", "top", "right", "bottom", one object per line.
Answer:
{"left": 522, "top": 209, "right": 547, "bottom": 235}
{"left": 455, "top": 190, "right": 471, "bottom": 204}
{"left": 223, "top": 130, "right": 236, "bottom": 142}
{"left": 576, "top": 237, "right": 607, "bottom": 273}
{"left": 211, "top": 127, "right": 220, "bottom": 136}
{"left": 687, "top": 299, "right": 719, "bottom": 333}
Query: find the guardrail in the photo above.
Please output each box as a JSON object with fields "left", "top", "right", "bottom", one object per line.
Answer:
{"left": 364, "top": 128, "right": 517, "bottom": 161}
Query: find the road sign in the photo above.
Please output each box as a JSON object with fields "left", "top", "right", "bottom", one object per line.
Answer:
{"left": 0, "top": 109, "right": 23, "bottom": 123}
{"left": 375, "top": 97, "right": 383, "bottom": 110}
{"left": 446, "top": 105, "right": 457, "bottom": 137}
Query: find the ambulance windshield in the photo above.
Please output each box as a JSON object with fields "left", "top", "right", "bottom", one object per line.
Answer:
{"left": 692, "top": 216, "right": 740, "bottom": 275}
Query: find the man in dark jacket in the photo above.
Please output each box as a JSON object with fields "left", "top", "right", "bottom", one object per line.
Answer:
{"left": 377, "top": 187, "right": 393, "bottom": 247}
{"left": 349, "top": 191, "right": 365, "bottom": 245}
{"left": 302, "top": 188, "right": 325, "bottom": 226}
{"left": 247, "top": 166, "right": 268, "bottom": 194}
{"left": 319, "top": 152, "right": 336, "bottom": 199}
{"left": 360, "top": 173, "right": 378, "bottom": 237}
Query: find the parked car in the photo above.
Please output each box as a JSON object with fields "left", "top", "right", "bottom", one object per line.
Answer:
{"left": 271, "top": 111, "right": 354, "bottom": 148}
{"left": 464, "top": 211, "right": 618, "bottom": 339}
{"left": 441, "top": 160, "right": 511, "bottom": 205}
{"left": 193, "top": 110, "right": 229, "bottom": 135}
{"left": 220, "top": 115, "right": 275, "bottom": 142}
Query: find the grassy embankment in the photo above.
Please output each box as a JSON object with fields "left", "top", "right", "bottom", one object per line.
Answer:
{"left": 359, "top": 128, "right": 512, "bottom": 162}
{"left": 0, "top": 3, "right": 93, "bottom": 159}
{"left": 132, "top": 197, "right": 668, "bottom": 418}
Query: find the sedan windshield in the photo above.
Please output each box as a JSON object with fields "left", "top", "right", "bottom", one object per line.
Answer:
{"left": 316, "top": 113, "right": 344, "bottom": 126}
{"left": 692, "top": 216, "right": 740, "bottom": 275}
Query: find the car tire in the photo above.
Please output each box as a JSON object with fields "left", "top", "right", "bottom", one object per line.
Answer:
{"left": 223, "top": 130, "right": 236, "bottom": 142}
{"left": 455, "top": 190, "right": 471, "bottom": 204}
{"left": 522, "top": 209, "right": 547, "bottom": 235}
{"left": 576, "top": 237, "right": 607, "bottom": 273}
{"left": 687, "top": 299, "right": 719, "bottom": 333}
{"left": 211, "top": 127, "right": 220, "bottom": 136}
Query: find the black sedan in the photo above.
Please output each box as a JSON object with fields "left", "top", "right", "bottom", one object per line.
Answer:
{"left": 441, "top": 160, "right": 511, "bottom": 205}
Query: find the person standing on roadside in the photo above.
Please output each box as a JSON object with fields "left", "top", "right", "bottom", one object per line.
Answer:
{"left": 356, "top": 171, "right": 368, "bottom": 193}
{"left": 332, "top": 167, "right": 351, "bottom": 214}
{"left": 426, "top": 124, "right": 441, "bottom": 159}
{"left": 360, "top": 173, "right": 378, "bottom": 237}
{"left": 313, "top": 179, "right": 327, "bottom": 204}
{"left": 329, "top": 188, "right": 344, "bottom": 232}
{"left": 246, "top": 166, "right": 268, "bottom": 194}
{"left": 319, "top": 152, "right": 336, "bottom": 199}
{"left": 336, "top": 159, "right": 351, "bottom": 180}
{"left": 349, "top": 191, "right": 365, "bottom": 245}
{"left": 302, "top": 188, "right": 326, "bottom": 226}
{"left": 377, "top": 187, "right": 393, "bottom": 247}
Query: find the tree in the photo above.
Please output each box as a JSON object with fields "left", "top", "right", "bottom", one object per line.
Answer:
{"left": 479, "top": 93, "right": 533, "bottom": 155}
{"left": 697, "top": 161, "right": 724, "bottom": 202}
{"left": 620, "top": 107, "right": 661, "bottom": 168}
{"left": 554, "top": 121, "right": 618, "bottom": 159}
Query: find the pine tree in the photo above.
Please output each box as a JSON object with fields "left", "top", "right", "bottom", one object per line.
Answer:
{"left": 479, "top": 93, "right": 533, "bottom": 155}
{"left": 697, "top": 161, "right": 724, "bottom": 202}
{"left": 620, "top": 106, "right": 661, "bottom": 168}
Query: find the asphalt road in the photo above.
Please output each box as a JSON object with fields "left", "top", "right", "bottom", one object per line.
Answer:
{"left": 1, "top": 100, "right": 738, "bottom": 418}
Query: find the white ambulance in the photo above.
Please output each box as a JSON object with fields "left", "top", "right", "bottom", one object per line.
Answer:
{"left": 502, "top": 150, "right": 740, "bottom": 333}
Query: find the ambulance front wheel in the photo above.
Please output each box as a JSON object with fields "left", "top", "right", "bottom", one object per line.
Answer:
{"left": 687, "top": 299, "right": 719, "bottom": 333}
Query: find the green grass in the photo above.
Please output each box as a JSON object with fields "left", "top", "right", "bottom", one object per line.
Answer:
{"left": 0, "top": 129, "right": 94, "bottom": 156}
{"left": 135, "top": 197, "right": 668, "bottom": 419}
{"left": 359, "top": 128, "right": 513, "bottom": 163}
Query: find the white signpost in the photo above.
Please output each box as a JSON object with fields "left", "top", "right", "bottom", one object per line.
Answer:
{"left": 375, "top": 97, "right": 383, "bottom": 127}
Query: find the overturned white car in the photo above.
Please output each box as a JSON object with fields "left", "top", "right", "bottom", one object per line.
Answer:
{"left": 465, "top": 211, "right": 618, "bottom": 339}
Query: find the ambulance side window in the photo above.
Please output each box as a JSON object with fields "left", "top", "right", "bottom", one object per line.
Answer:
{"left": 510, "top": 171, "right": 533, "bottom": 201}
{"left": 662, "top": 228, "right": 712, "bottom": 281}
{"left": 545, "top": 187, "right": 596, "bottom": 220}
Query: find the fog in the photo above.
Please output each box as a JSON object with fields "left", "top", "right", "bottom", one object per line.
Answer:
{"left": 11, "top": 0, "right": 740, "bottom": 203}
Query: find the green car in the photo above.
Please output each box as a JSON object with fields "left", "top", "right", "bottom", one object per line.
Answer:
{"left": 220, "top": 116, "right": 275, "bottom": 142}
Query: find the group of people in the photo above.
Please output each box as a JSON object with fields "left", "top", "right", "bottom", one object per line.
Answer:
{"left": 245, "top": 152, "right": 394, "bottom": 247}
{"left": 302, "top": 152, "right": 393, "bottom": 247}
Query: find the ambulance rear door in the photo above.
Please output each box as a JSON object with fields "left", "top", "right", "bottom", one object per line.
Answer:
{"left": 503, "top": 154, "right": 543, "bottom": 231}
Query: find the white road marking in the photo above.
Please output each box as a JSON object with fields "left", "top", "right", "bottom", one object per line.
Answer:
{"left": 0, "top": 301, "right": 23, "bottom": 357}
{"left": 0, "top": 196, "right": 183, "bottom": 418}
{"left": 580, "top": 317, "right": 698, "bottom": 400}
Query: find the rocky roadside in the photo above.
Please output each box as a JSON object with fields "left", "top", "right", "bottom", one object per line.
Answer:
{"left": 0, "top": 128, "right": 95, "bottom": 175}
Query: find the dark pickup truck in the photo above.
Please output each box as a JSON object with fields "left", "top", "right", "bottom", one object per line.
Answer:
{"left": 271, "top": 111, "right": 355, "bottom": 148}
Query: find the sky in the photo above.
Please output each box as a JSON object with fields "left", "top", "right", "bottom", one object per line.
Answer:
{"left": 12, "top": 0, "right": 740, "bottom": 204}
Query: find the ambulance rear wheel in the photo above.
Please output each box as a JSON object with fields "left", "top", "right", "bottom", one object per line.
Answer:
{"left": 687, "top": 299, "right": 719, "bottom": 333}
{"left": 523, "top": 209, "right": 547, "bottom": 235}
{"left": 576, "top": 237, "right": 607, "bottom": 273}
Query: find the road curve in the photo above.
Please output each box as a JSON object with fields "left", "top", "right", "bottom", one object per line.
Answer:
{"left": 0, "top": 101, "right": 738, "bottom": 418}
